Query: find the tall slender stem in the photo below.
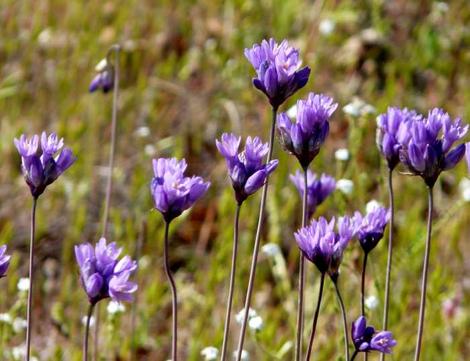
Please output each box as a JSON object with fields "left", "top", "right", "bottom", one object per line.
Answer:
{"left": 235, "top": 106, "right": 277, "bottom": 361}
{"left": 350, "top": 350, "right": 359, "bottom": 361}
{"left": 83, "top": 303, "right": 96, "bottom": 361}
{"left": 25, "top": 197, "right": 37, "bottom": 361}
{"left": 305, "top": 272, "right": 326, "bottom": 361}
{"left": 220, "top": 204, "right": 242, "bottom": 361}
{"left": 164, "top": 221, "right": 178, "bottom": 361}
{"left": 333, "top": 278, "right": 350, "bottom": 361}
{"left": 413, "top": 186, "right": 433, "bottom": 361}
{"left": 295, "top": 167, "right": 309, "bottom": 361}
{"left": 131, "top": 219, "right": 145, "bottom": 361}
{"left": 380, "top": 169, "right": 394, "bottom": 361}
{"left": 94, "top": 44, "right": 120, "bottom": 361}
{"left": 361, "top": 253, "right": 368, "bottom": 317}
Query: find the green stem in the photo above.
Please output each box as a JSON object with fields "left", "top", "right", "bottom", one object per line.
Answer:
{"left": 304, "top": 273, "right": 325, "bottom": 361}
{"left": 25, "top": 197, "right": 37, "bottom": 361}
{"left": 333, "top": 278, "right": 350, "bottom": 361}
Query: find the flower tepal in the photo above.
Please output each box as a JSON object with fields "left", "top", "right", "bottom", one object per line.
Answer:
{"left": 353, "top": 206, "right": 390, "bottom": 254}
{"left": 151, "top": 158, "right": 210, "bottom": 222}
{"left": 14, "top": 132, "right": 76, "bottom": 198}
{"left": 216, "top": 133, "right": 278, "bottom": 204}
{"left": 351, "top": 316, "right": 397, "bottom": 354}
{"left": 0, "top": 245, "right": 11, "bottom": 278}
{"left": 244, "top": 38, "right": 310, "bottom": 108}
{"left": 75, "top": 238, "right": 138, "bottom": 305}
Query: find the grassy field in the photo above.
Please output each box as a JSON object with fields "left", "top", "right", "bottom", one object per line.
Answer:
{"left": 0, "top": 0, "right": 469, "bottom": 360}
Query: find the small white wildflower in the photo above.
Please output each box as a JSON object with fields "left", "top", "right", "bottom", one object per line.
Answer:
{"left": 261, "top": 243, "right": 281, "bottom": 257}
{"left": 37, "top": 28, "right": 52, "bottom": 47}
{"left": 343, "top": 102, "right": 362, "bottom": 118}
{"left": 82, "top": 315, "right": 95, "bottom": 327}
{"left": 235, "top": 308, "right": 257, "bottom": 325}
{"left": 343, "top": 98, "right": 375, "bottom": 117}
{"left": 336, "top": 179, "right": 354, "bottom": 195}
{"left": 144, "top": 144, "right": 156, "bottom": 156}
{"left": 201, "top": 346, "right": 219, "bottom": 360}
{"left": 287, "top": 104, "right": 297, "bottom": 119}
{"left": 365, "top": 295, "right": 379, "bottom": 310}
{"left": 459, "top": 178, "right": 470, "bottom": 202}
{"left": 319, "top": 19, "right": 336, "bottom": 36}
{"left": 366, "top": 200, "right": 382, "bottom": 213}
{"left": 233, "top": 350, "right": 249, "bottom": 361}
{"left": 135, "top": 126, "right": 150, "bottom": 138}
{"left": 11, "top": 345, "right": 37, "bottom": 361}
{"left": 335, "top": 148, "right": 350, "bottom": 161}
{"left": 12, "top": 318, "right": 27, "bottom": 333}
{"left": 248, "top": 315, "right": 264, "bottom": 331}
{"left": 17, "top": 278, "right": 30, "bottom": 292}
{"left": 107, "top": 301, "right": 125, "bottom": 315}
{"left": 139, "top": 255, "right": 151, "bottom": 269}
{"left": 95, "top": 58, "right": 108, "bottom": 72}
{"left": 0, "top": 313, "right": 12, "bottom": 323}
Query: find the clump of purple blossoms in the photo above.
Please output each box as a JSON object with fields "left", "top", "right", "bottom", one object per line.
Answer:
{"left": 75, "top": 238, "right": 138, "bottom": 305}
{"left": 151, "top": 158, "right": 210, "bottom": 222}
{"left": 89, "top": 68, "right": 114, "bottom": 93}
{"left": 294, "top": 216, "right": 356, "bottom": 278}
{"left": 289, "top": 170, "right": 335, "bottom": 218}
{"left": 216, "top": 133, "right": 279, "bottom": 204}
{"left": 399, "top": 108, "right": 468, "bottom": 187}
{"left": 376, "top": 107, "right": 422, "bottom": 170}
{"left": 0, "top": 245, "right": 11, "bottom": 278}
{"left": 244, "top": 38, "right": 310, "bottom": 109}
{"left": 14, "top": 132, "right": 76, "bottom": 198}
{"left": 351, "top": 316, "right": 397, "bottom": 355}
{"left": 277, "top": 93, "right": 338, "bottom": 168}
{"left": 353, "top": 206, "right": 390, "bottom": 254}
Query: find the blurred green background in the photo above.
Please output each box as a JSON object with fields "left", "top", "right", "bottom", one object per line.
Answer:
{"left": 0, "top": 0, "right": 469, "bottom": 360}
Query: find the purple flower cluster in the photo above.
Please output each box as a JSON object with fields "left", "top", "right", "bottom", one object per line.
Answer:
{"left": 216, "top": 133, "right": 278, "bottom": 204}
{"left": 14, "top": 132, "right": 76, "bottom": 198}
{"left": 89, "top": 68, "right": 114, "bottom": 93}
{"left": 294, "top": 216, "right": 356, "bottom": 277}
{"left": 398, "top": 108, "right": 468, "bottom": 186}
{"left": 352, "top": 316, "right": 397, "bottom": 354}
{"left": 278, "top": 93, "right": 338, "bottom": 168}
{"left": 75, "top": 238, "right": 138, "bottom": 305}
{"left": 353, "top": 206, "right": 390, "bottom": 254}
{"left": 289, "top": 170, "right": 335, "bottom": 218}
{"left": 151, "top": 158, "right": 210, "bottom": 222}
{"left": 244, "top": 38, "right": 310, "bottom": 108}
{"left": 0, "top": 245, "right": 11, "bottom": 278}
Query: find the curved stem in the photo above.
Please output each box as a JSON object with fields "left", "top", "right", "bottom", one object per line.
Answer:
{"left": 305, "top": 272, "right": 325, "bottom": 361}
{"left": 83, "top": 303, "right": 96, "bottom": 361}
{"left": 220, "top": 204, "right": 242, "bottom": 361}
{"left": 350, "top": 350, "right": 359, "bottom": 361}
{"left": 164, "top": 221, "right": 178, "bottom": 361}
{"left": 361, "top": 253, "right": 368, "bottom": 317}
{"left": 413, "top": 186, "right": 433, "bottom": 361}
{"left": 380, "top": 169, "right": 394, "bottom": 361}
{"left": 25, "top": 197, "right": 37, "bottom": 361}
{"left": 333, "top": 278, "right": 350, "bottom": 361}
{"left": 295, "top": 167, "right": 309, "bottom": 361}
{"left": 235, "top": 106, "right": 277, "bottom": 361}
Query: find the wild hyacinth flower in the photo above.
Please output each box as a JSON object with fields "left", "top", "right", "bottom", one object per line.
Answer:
{"left": 0, "top": 245, "right": 11, "bottom": 278}
{"left": 150, "top": 157, "right": 209, "bottom": 361}
{"left": 278, "top": 93, "right": 338, "bottom": 169}
{"left": 290, "top": 170, "right": 335, "bottom": 219}
{"left": 350, "top": 316, "right": 397, "bottom": 360}
{"left": 89, "top": 68, "right": 114, "bottom": 93}
{"left": 244, "top": 38, "right": 310, "bottom": 109}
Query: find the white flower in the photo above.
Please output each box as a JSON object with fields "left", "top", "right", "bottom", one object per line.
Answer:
{"left": 335, "top": 148, "right": 350, "bottom": 161}
{"left": 459, "top": 178, "right": 470, "bottom": 202}
{"left": 233, "top": 350, "right": 249, "bottom": 361}
{"left": 82, "top": 315, "right": 95, "bottom": 327}
{"left": 235, "top": 308, "right": 257, "bottom": 325}
{"left": 17, "top": 278, "right": 30, "bottom": 292}
{"left": 144, "top": 144, "right": 156, "bottom": 156}
{"left": 107, "top": 300, "right": 125, "bottom": 315}
{"left": 248, "top": 315, "right": 264, "bottom": 331}
{"left": 319, "top": 19, "right": 335, "bottom": 36}
{"left": 11, "top": 345, "right": 37, "bottom": 361}
{"left": 201, "top": 346, "right": 219, "bottom": 360}
{"left": 343, "top": 98, "right": 376, "bottom": 117}
{"left": 135, "top": 126, "right": 150, "bottom": 138}
{"left": 12, "top": 318, "right": 27, "bottom": 333}
{"left": 139, "top": 255, "right": 151, "bottom": 269}
{"left": 336, "top": 179, "right": 354, "bottom": 195}
{"left": 0, "top": 313, "right": 12, "bottom": 323}
{"left": 261, "top": 243, "right": 281, "bottom": 257}
{"left": 287, "top": 104, "right": 297, "bottom": 119}
{"left": 365, "top": 295, "right": 379, "bottom": 310}
{"left": 366, "top": 200, "right": 382, "bottom": 213}
{"left": 95, "top": 58, "right": 108, "bottom": 72}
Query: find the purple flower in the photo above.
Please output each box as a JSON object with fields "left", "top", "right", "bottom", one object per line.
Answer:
{"left": 399, "top": 108, "right": 468, "bottom": 187}
{"left": 278, "top": 93, "right": 338, "bottom": 168}
{"left": 294, "top": 216, "right": 356, "bottom": 277}
{"left": 216, "top": 133, "right": 278, "bottom": 204}
{"left": 466, "top": 143, "right": 470, "bottom": 174}
{"left": 376, "top": 107, "right": 422, "bottom": 169}
{"left": 244, "top": 38, "right": 310, "bottom": 109}
{"left": 289, "top": 169, "right": 335, "bottom": 218}
{"left": 14, "top": 132, "right": 76, "bottom": 198}
{"left": 75, "top": 238, "right": 138, "bottom": 305}
{"left": 150, "top": 158, "right": 210, "bottom": 222}
{"left": 0, "top": 245, "right": 11, "bottom": 278}
{"left": 352, "top": 316, "right": 397, "bottom": 354}
{"left": 353, "top": 206, "right": 390, "bottom": 254}
{"left": 89, "top": 68, "right": 114, "bottom": 93}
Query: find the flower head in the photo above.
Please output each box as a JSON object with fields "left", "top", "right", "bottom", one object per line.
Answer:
{"left": 201, "top": 346, "right": 219, "bottom": 361}
{"left": 216, "top": 134, "right": 278, "bottom": 204}
{"left": 150, "top": 158, "right": 210, "bottom": 222}
{"left": 14, "top": 132, "right": 76, "bottom": 198}
{"left": 89, "top": 59, "right": 114, "bottom": 93}
{"left": 294, "top": 216, "right": 356, "bottom": 277}
{"left": 353, "top": 206, "right": 390, "bottom": 254}
{"left": 278, "top": 93, "right": 337, "bottom": 168}
{"left": 351, "top": 316, "right": 397, "bottom": 354}
{"left": 290, "top": 170, "right": 335, "bottom": 218}
{"left": 244, "top": 38, "right": 310, "bottom": 108}
{"left": 399, "top": 108, "right": 468, "bottom": 186}
{"left": 74, "top": 238, "right": 138, "bottom": 305}
{"left": 376, "top": 107, "right": 422, "bottom": 169}
{"left": 0, "top": 245, "right": 11, "bottom": 278}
